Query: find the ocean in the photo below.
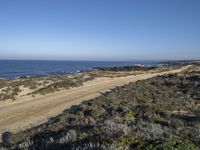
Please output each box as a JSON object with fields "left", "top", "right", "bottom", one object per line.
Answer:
{"left": 0, "top": 60, "right": 163, "bottom": 79}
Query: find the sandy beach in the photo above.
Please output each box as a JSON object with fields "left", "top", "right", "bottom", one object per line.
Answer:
{"left": 0, "top": 65, "right": 191, "bottom": 137}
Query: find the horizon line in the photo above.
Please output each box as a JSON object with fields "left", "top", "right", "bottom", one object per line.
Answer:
{"left": 0, "top": 58, "right": 199, "bottom": 62}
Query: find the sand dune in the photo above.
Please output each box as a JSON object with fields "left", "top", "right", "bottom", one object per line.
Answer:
{"left": 0, "top": 65, "right": 191, "bottom": 136}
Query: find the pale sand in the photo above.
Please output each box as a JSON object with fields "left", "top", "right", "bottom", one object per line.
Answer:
{"left": 0, "top": 65, "right": 191, "bottom": 136}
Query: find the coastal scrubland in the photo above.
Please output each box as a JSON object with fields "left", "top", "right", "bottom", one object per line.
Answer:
{"left": 1, "top": 63, "right": 199, "bottom": 149}
{"left": 0, "top": 65, "right": 175, "bottom": 101}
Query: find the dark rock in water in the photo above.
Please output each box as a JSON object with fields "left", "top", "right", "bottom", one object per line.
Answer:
{"left": 2, "top": 132, "right": 13, "bottom": 146}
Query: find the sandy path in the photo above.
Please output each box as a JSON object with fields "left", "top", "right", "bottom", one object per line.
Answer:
{"left": 0, "top": 65, "right": 191, "bottom": 135}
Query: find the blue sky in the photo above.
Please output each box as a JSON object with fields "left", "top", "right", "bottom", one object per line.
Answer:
{"left": 0, "top": 0, "right": 199, "bottom": 61}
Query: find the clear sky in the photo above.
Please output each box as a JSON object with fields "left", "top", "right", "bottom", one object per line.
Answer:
{"left": 0, "top": 0, "right": 199, "bottom": 61}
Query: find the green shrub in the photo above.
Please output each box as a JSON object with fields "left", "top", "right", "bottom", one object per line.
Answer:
{"left": 171, "top": 119, "right": 184, "bottom": 129}
{"left": 124, "top": 110, "right": 135, "bottom": 120}
{"left": 119, "top": 133, "right": 139, "bottom": 148}
{"left": 137, "top": 139, "right": 198, "bottom": 150}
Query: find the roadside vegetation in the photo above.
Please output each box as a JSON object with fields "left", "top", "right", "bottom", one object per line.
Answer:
{"left": 2, "top": 64, "right": 199, "bottom": 149}
{"left": 0, "top": 65, "right": 174, "bottom": 101}
{"left": 0, "top": 75, "right": 93, "bottom": 101}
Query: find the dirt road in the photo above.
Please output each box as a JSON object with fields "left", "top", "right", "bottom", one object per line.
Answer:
{"left": 0, "top": 65, "right": 191, "bottom": 135}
